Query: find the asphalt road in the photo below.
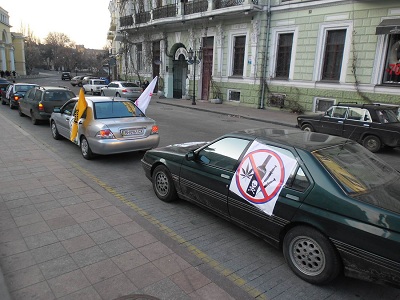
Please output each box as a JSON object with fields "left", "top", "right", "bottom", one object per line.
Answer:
{"left": 2, "top": 73, "right": 400, "bottom": 299}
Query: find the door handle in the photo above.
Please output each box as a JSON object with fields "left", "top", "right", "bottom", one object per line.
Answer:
{"left": 363, "top": 124, "right": 369, "bottom": 127}
{"left": 338, "top": 120, "right": 343, "bottom": 124}
{"left": 221, "top": 174, "right": 230, "bottom": 179}
{"left": 285, "top": 194, "right": 300, "bottom": 201}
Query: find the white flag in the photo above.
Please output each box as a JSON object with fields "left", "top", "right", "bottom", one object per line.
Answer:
{"left": 135, "top": 76, "right": 158, "bottom": 114}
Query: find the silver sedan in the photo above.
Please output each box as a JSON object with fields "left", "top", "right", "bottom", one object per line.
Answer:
{"left": 100, "top": 81, "right": 143, "bottom": 100}
{"left": 49, "top": 96, "right": 160, "bottom": 159}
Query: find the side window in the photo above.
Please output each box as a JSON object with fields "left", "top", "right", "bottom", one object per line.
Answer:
{"left": 62, "top": 101, "right": 76, "bottom": 116}
{"left": 198, "top": 138, "right": 250, "bottom": 171}
{"left": 346, "top": 108, "right": 366, "bottom": 121}
{"left": 332, "top": 107, "right": 347, "bottom": 118}
{"left": 286, "top": 166, "right": 310, "bottom": 192}
{"left": 34, "top": 90, "right": 42, "bottom": 102}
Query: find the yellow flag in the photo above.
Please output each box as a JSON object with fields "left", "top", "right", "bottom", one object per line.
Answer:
{"left": 70, "top": 88, "right": 87, "bottom": 142}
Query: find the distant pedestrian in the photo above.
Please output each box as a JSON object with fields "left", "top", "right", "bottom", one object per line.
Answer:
{"left": 5, "top": 70, "right": 10, "bottom": 78}
{"left": 0, "top": 70, "right": 4, "bottom": 78}
{"left": 12, "top": 70, "right": 16, "bottom": 78}
{"left": 142, "top": 79, "right": 149, "bottom": 89}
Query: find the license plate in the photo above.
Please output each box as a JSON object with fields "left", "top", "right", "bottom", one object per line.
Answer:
{"left": 121, "top": 128, "right": 145, "bottom": 136}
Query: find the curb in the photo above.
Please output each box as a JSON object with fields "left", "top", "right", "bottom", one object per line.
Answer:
{"left": 156, "top": 100, "right": 297, "bottom": 128}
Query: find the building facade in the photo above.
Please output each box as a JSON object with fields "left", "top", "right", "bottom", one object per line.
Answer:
{"left": 109, "top": 0, "right": 400, "bottom": 112}
{"left": 0, "top": 7, "right": 26, "bottom": 76}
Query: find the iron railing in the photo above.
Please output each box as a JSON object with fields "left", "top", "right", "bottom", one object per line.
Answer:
{"left": 184, "top": 0, "right": 208, "bottom": 15}
{"left": 153, "top": 4, "right": 178, "bottom": 19}
{"left": 120, "top": 15, "right": 133, "bottom": 27}
{"left": 215, "top": 0, "right": 257, "bottom": 8}
{"left": 135, "top": 11, "right": 151, "bottom": 24}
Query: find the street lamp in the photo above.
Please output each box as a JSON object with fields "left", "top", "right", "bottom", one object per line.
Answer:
{"left": 187, "top": 47, "right": 202, "bottom": 105}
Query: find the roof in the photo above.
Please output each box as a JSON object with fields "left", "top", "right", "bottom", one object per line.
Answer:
{"left": 229, "top": 128, "right": 350, "bottom": 152}
{"left": 335, "top": 103, "right": 399, "bottom": 110}
{"left": 39, "top": 86, "right": 71, "bottom": 91}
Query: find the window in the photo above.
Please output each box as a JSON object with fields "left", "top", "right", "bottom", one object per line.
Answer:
{"left": 198, "top": 138, "right": 250, "bottom": 171}
{"left": 325, "top": 106, "right": 347, "bottom": 118}
{"left": 287, "top": 167, "right": 310, "bottom": 192}
{"left": 275, "top": 33, "right": 294, "bottom": 79}
{"left": 322, "top": 29, "right": 346, "bottom": 81}
{"left": 232, "top": 36, "right": 246, "bottom": 76}
{"left": 136, "top": 44, "right": 143, "bottom": 71}
{"left": 382, "top": 34, "right": 400, "bottom": 84}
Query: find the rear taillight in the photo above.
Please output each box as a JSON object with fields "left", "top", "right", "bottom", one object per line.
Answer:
{"left": 121, "top": 89, "right": 128, "bottom": 93}
{"left": 13, "top": 95, "right": 20, "bottom": 101}
{"left": 38, "top": 103, "right": 44, "bottom": 111}
{"left": 95, "top": 129, "right": 115, "bottom": 139}
{"left": 151, "top": 125, "right": 159, "bottom": 134}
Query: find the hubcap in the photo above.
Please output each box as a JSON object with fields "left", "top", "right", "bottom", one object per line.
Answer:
{"left": 155, "top": 172, "right": 169, "bottom": 196}
{"left": 51, "top": 123, "right": 57, "bottom": 136}
{"left": 81, "top": 139, "right": 89, "bottom": 156}
{"left": 289, "top": 236, "right": 325, "bottom": 276}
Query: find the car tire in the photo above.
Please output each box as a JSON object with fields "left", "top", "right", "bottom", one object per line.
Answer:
{"left": 51, "top": 121, "right": 61, "bottom": 140}
{"left": 18, "top": 106, "right": 24, "bottom": 117}
{"left": 9, "top": 100, "right": 14, "bottom": 109}
{"left": 283, "top": 226, "right": 342, "bottom": 285}
{"left": 152, "top": 165, "right": 178, "bottom": 202}
{"left": 362, "top": 135, "right": 381, "bottom": 153}
{"left": 91, "top": 90, "right": 95, "bottom": 96}
{"left": 301, "top": 124, "right": 314, "bottom": 132}
{"left": 1, "top": 99, "right": 5, "bottom": 105}
{"left": 101, "top": 91, "right": 105, "bottom": 96}
{"left": 80, "top": 136, "right": 94, "bottom": 160}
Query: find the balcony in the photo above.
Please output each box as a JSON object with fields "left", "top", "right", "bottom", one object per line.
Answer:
{"left": 135, "top": 11, "right": 151, "bottom": 24}
{"left": 153, "top": 4, "right": 178, "bottom": 20}
{"left": 118, "top": 0, "right": 261, "bottom": 30}
{"left": 184, "top": 0, "right": 208, "bottom": 15}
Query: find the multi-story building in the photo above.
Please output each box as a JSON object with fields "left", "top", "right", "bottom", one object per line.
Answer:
{"left": 0, "top": 7, "right": 26, "bottom": 76}
{"left": 109, "top": 0, "right": 400, "bottom": 112}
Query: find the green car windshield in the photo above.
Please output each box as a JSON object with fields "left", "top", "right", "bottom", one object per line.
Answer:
{"left": 313, "top": 142, "right": 398, "bottom": 195}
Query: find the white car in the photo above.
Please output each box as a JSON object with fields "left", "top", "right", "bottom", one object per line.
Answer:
{"left": 82, "top": 79, "right": 107, "bottom": 95}
{"left": 50, "top": 96, "right": 160, "bottom": 159}
{"left": 100, "top": 81, "right": 143, "bottom": 100}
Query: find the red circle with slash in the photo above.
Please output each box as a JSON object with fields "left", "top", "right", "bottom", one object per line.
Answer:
{"left": 235, "top": 149, "right": 285, "bottom": 204}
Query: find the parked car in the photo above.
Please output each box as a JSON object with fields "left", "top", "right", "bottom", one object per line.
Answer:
{"left": 2, "top": 83, "right": 39, "bottom": 109}
{"left": 70, "top": 75, "right": 85, "bottom": 87}
{"left": 297, "top": 103, "right": 400, "bottom": 152}
{"left": 83, "top": 79, "right": 108, "bottom": 95}
{"left": 61, "top": 72, "right": 71, "bottom": 80}
{"left": 50, "top": 97, "right": 160, "bottom": 159}
{"left": 0, "top": 77, "right": 11, "bottom": 89}
{"left": 142, "top": 128, "right": 400, "bottom": 288}
{"left": 18, "top": 86, "right": 76, "bottom": 124}
{"left": 100, "top": 81, "right": 143, "bottom": 100}
{"left": 81, "top": 76, "right": 98, "bottom": 86}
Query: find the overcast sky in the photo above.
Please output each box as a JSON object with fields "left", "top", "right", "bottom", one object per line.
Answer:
{"left": 0, "top": 0, "right": 111, "bottom": 49}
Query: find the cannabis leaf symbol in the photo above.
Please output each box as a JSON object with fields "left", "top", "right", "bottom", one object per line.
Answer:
{"left": 240, "top": 163, "right": 253, "bottom": 179}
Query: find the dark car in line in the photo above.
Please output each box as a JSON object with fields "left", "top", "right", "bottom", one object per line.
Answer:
{"left": 2, "top": 83, "right": 39, "bottom": 109}
{"left": 296, "top": 103, "right": 400, "bottom": 152}
{"left": 61, "top": 72, "right": 71, "bottom": 80}
{"left": 18, "top": 86, "right": 76, "bottom": 124}
{"left": 142, "top": 128, "right": 400, "bottom": 288}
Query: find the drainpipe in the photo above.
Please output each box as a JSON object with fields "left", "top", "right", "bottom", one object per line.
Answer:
{"left": 260, "top": 0, "right": 271, "bottom": 109}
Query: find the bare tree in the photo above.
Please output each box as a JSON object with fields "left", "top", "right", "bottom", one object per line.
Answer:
{"left": 20, "top": 26, "right": 42, "bottom": 74}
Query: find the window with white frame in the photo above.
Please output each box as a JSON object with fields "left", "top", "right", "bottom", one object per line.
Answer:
{"left": 382, "top": 34, "right": 400, "bottom": 84}
{"left": 315, "top": 23, "right": 352, "bottom": 83}
{"left": 321, "top": 29, "right": 346, "bottom": 81}
{"left": 232, "top": 35, "right": 246, "bottom": 76}
{"left": 275, "top": 33, "right": 294, "bottom": 79}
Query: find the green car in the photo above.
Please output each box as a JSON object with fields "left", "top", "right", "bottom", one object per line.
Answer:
{"left": 142, "top": 128, "right": 400, "bottom": 287}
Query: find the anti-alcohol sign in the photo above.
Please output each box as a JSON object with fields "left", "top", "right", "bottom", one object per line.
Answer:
{"left": 229, "top": 141, "right": 297, "bottom": 215}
